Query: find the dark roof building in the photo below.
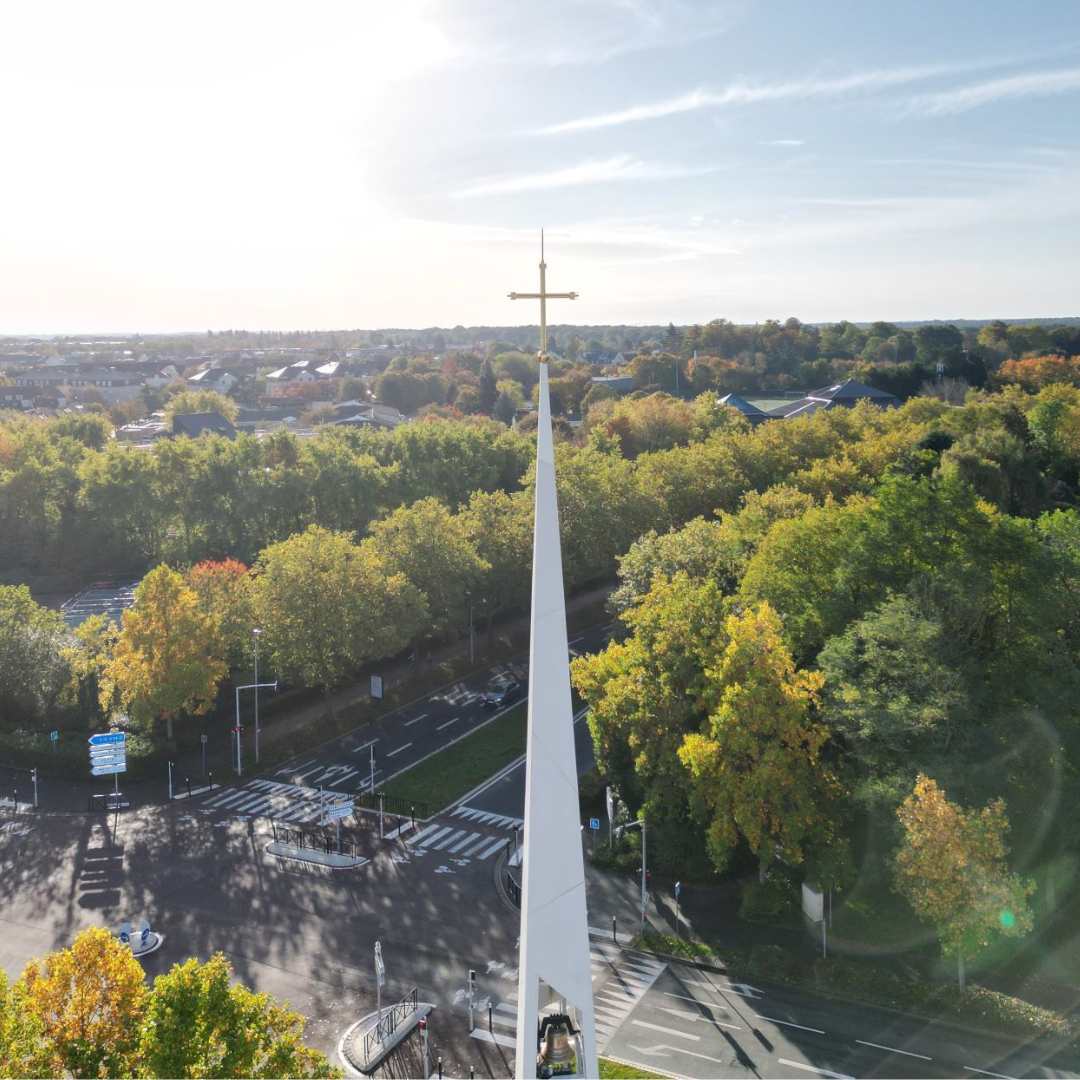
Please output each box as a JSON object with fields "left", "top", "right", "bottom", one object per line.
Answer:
{"left": 170, "top": 412, "right": 237, "bottom": 439}
{"left": 768, "top": 379, "right": 899, "bottom": 419}
{"left": 718, "top": 393, "right": 769, "bottom": 424}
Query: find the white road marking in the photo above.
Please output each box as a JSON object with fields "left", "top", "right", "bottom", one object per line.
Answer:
{"left": 416, "top": 825, "right": 453, "bottom": 848}
{"left": 460, "top": 835, "right": 496, "bottom": 857}
{"left": 662, "top": 991, "right": 734, "bottom": 1014}
{"left": 758, "top": 1015, "right": 826, "bottom": 1035}
{"left": 628, "top": 1043, "right": 730, "bottom": 1068}
{"left": 470, "top": 1028, "right": 515, "bottom": 1048}
{"left": 777, "top": 1059, "right": 854, "bottom": 1080}
{"left": 475, "top": 837, "right": 507, "bottom": 860}
{"left": 965, "top": 1069, "right": 1017, "bottom": 1080}
{"left": 387, "top": 743, "right": 412, "bottom": 757}
{"left": 682, "top": 977, "right": 761, "bottom": 998}
{"left": 351, "top": 739, "right": 377, "bottom": 754}
{"left": 409, "top": 823, "right": 443, "bottom": 844}
{"left": 856, "top": 1039, "right": 932, "bottom": 1061}
{"left": 404, "top": 713, "right": 427, "bottom": 726}
{"left": 656, "top": 1005, "right": 741, "bottom": 1030}
{"left": 631, "top": 1020, "right": 700, "bottom": 1042}
{"left": 437, "top": 717, "right": 459, "bottom": 731}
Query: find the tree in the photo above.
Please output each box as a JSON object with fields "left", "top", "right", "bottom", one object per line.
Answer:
{"left": 0, "top": 970, "right": 56, "bottom": 1079}
{"left": 478, "top": 359, "right": 498, "bottom": 413}
{"left": 139, "top": 953, "right": 339, "bottom": 1078}
{"left": 0, "top": 585, "right": 71, "bottom": 728}
{"left": 17, "top": 927, "right": 146, "bottom": 1078}
{"left": 185, "top": 559, "right": 255, "bottom": 671}
{"left": 678, "top": 602, "right": 836, "bottom": 876}
{"left": 493, "top": 389, "right": 517, "bottom": 425}
{"left": 894, "top": 775, "right": 1035, "bottom": 988}
{"left": 62, "top": 612, "right": 120, "bottom": 727}
{"left": 368, "top": 498, "right": 488, "bottom": 640}
{"left": 48, "top": 411, "right": 113, "bottom": 450}
{"left": 106, "top": 565, "right": 227, "bottom": 741}
{"left": 165, "top": 389, "right": 239, "bottom": 425}
{"left": 253, "top": 526, "right": 425, "bottom": 691}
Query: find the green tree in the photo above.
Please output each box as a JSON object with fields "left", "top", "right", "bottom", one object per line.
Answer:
{"left": 894, "top": 775, "right": 1035, "bottom": 988}
{"left": 0, "top": 585, "right": 71, "bottom": 728}
{"left": 368, "top": 498, "right": 488, "bottom": 640}
{"left": 139, "top": 953, "right": 339, "bottom": 1078}
{"left": 48, "top": 411, "right": 113, "bottom": 450}
{"left": 253, "top": 525, "right": 425, "bottom": 691}
{"left": 106, "top": 565, "right": 227, "bottom": 741}
{"left": 165, "top": 389, "right": 240, "bottom": 425}
{"left": 478, "top": 359, "right": 498, "bottom": 413}
{"left": 185, "top": 559, "right": 255, "bottom": 672}
{"left": 0, "top": 970, "right": 56, "bottom": 1079}
{"left": 678, "top": 602, "right": 836, "bottom": 876}
{"left": 493, "top": 389, "right": 518, "bottom": 425}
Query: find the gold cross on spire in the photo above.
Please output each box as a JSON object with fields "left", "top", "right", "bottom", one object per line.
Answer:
{"left": 508, "top": 229, "right": 578, "bottom": 362}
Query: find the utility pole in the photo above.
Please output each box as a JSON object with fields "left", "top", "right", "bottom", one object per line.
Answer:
{"left": 369, "top": 744, "right": 376, "bottom": 795}
{"left": 253, "top": 627, "right": 262, "bottom": 764}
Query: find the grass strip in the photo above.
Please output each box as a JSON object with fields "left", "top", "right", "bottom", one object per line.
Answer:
{"left": 598, "top": 1058, "right": 667, "bottom": 1079}
{"left": 382, "top": 702, "right": 527, "bottom": 814}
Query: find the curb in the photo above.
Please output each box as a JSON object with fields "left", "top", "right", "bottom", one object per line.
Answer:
{"left": 337, "top": 1003, "right": 433, "bottom": 1076}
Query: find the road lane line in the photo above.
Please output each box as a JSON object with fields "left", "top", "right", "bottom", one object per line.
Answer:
{"left": 758, "top": 1015, "right": 826, "bottom": 1035}
{"left": 856, "top": 1039, "right": 931, "bottom": 1061}
{"left": 631, "top": 1020, "right": 700, "bottom": 1042}
{"left": 387, "top": 743, "right": 412, "bottom": 757}
{"left": 681, "top": 978, "right": 760, "bottom": 998}
{"left": 403, "top": 713, "right": 427, "bottom": 727}
{"left": 778, "top": 1059, "right": 853, "bottom": 1080}
{"left": 437, "top": 717, "right": 458, "bottom": 731}
{"left": 656, "top": 1005, "right": 741, "bottom": 1030}
{"left": 965, "top": 1069, "right": 1017, "bottom": 1079}
{"left": 350, "top": 739, "right": 378, "bottom": 754}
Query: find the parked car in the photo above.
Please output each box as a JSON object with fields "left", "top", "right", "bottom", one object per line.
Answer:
{"left": 480, "top": 678, "right": 522, "bottom": 709}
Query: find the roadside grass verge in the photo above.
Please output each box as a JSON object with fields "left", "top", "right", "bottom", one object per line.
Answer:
{"left": 381, "top": 702, "right": 527, "bottom": 814}
{"left": 599, "top": 1058, "right": 667, "bottom": 1079}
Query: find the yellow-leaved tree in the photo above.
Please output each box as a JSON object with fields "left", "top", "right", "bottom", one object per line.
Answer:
{"left": 106, "top": 565, "right": 227, "bottom": 741}
{"left": 678, "top": 601, "right": 837, "bottom": 878}
{"left": 894, "top": 774, "right": 1035, "bottom": 989}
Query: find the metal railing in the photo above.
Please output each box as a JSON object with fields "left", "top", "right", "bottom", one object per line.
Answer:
{"left": 270, "top": 821, "right": 364, "bottom": 860}
{"left": 362, "top": 987, "right": 419, "bottom": 1063}
{"left": 356, "top": 790, "right": 430, "bottom": 820}
{"left": 505, "top": 867, "right": 521, "bottom": 907}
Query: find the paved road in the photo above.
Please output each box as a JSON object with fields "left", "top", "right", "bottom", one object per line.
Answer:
{"left": 604, "top": 962, "right": 1076, "bottom": 1079}
{"left": 185, "top": 623, "right": 612, "bottom": 826}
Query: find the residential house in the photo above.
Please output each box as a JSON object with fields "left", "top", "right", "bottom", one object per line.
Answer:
{"left": 170, "top": 412, "right": 237, "bottom": 439}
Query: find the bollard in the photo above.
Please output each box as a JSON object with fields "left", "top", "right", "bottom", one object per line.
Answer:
{"left": 437, "top": 1056, "right": 442, "bottom": 1079}
{"left": 186, "top": 777, "right": 191, "bottom": 799}
{"left": 208, "top": 770, "right": 214, "bottom": 792}
{"left": 470, "top": 1069, "right": 475, "bottom": 1079}
{"left": 612, "top": 914, "right": 617, "bottom": 945}
{"left": 488, "top": 1003, "right": 493, "bottom": 1033}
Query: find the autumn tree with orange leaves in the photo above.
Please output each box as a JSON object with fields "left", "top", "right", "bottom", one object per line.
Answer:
{"left": 894, "top": 775, "right": 1035, "bottom": 989}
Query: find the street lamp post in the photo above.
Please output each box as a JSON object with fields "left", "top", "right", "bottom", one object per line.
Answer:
{"left": 235, "top": 678, "right": 278, "bottom": 777}
{"left": 617, "top": 819, "right": 648, "bottom": 932}
{"left": 465, "top": 591, "right": 474, "bottom": 664}
{"left": 253, "top": 628, "right": 262, "bottom": 764}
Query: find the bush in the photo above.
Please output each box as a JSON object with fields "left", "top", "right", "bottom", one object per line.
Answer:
{"left": 739, "top": 874, "right": 798, "bottom": 923}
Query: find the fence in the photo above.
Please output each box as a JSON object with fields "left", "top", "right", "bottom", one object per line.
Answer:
{"left": 362, "top": 987, "right": 419, "bottom": 1064}
{"left": 505, "top": 867, "right": 521, "bottom": 907}
{"left": 356, "top": 790, "right": 430, "bottom": 821}
{"left": 270, "top": 820, "right": 365, "bottom": 860}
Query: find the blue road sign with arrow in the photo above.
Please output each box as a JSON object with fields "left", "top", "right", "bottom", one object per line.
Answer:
{"left": 91, "top": 762, "right": 127, "bottom": 777}
{"left": 89, "top": 732, "right": 126, "bottom": 747}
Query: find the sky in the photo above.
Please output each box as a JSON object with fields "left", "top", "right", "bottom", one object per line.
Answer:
{"left": 1, "top": 0, "right": 1079, "bottom": 333}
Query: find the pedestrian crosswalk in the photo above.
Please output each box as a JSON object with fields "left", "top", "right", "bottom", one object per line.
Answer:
{"left": 470, "top": 933, "right": 666, "bottom": 1054}
{"left": 450, "top": 805, "right": 524, "bottom": 830}
{"left": 406, "top": 821, "right": 509, "bottom": 861}
{"left": 199, "top": 778, "right": 351, "bottom": 824}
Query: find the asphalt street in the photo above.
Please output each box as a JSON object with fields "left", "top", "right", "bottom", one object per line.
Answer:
{"left": 185, "top": 623, "right": 612, "bottom": 827}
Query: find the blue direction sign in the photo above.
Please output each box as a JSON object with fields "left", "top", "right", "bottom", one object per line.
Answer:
{"left": 90, "top": 753, "right": 127, "bottom": 767}
{"left": 89, "top": 732, "right": 126, "bottom": 747}
{"left": 91, "top": 762, "right": 127, "bottom": 777}
{"left": 589, "top": 818, "right": 601, "bottom": 831}
{"left": 49, "top": 730, "right": 60, "bottom": 743}
{"left": 325, "top": 801, "right": 354, "bottom": 821}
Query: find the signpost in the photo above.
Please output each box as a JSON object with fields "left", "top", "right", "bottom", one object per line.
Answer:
{"left": 89, "top": 732, "right": 127, "bottom": 835}
{"left": 588, "top": 818, "right": 600, "bottom": 831}
{"left": 325, "top": 797, "right": 354, "bottom": 854}
{"left": 371, "top": 674, "right": 383, "bottom": 700}
{"left": 375, "top": 942, "right": 386, "bottom": 1040}
{"left": 802, "top": 882, "right": 826, "bottom": 957}
{"left": 200, "top": 732, "right": 208, "bottom": 777}
{"left": 605, "top": 785, "right": 614, "bottom": 847}
{"left": 49, "top": 730, "right": 59, "bottom": 752}
{"left": 674, "top": 880, "right": 682, "bottom": 937}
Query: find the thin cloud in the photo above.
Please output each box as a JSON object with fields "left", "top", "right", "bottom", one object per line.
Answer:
{"left": 537, "top": 65, "right": 950, "bottom": 134}
{"left": 911, "top": 67, "right": 1080, "bottom": 115}
{"left": 762, "top": 139, "right": 805, "bottom": 146}
{"left": 451, "top": 154, "right": 715, "bottom": 198}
